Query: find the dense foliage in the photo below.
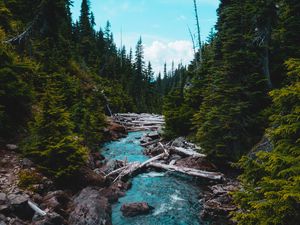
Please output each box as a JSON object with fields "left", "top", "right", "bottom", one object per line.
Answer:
{"left": 233, "top": 59, "right": 300, "bottom": 225}
{"left": 162, "top": 0, "right": 299, "bottom": 224}
{"left": 0, "top": 0, "right": 163, "bottom": 181}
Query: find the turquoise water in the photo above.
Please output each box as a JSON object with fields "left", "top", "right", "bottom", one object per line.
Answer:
{"left": 102, "top": 132, "right": 206, "bottom": 225}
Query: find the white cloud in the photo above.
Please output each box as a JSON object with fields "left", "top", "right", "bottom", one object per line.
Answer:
{"left": 144, "top": 40, "right": 194, "bottom": 75}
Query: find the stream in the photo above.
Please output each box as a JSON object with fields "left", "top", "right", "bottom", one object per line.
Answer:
{"left": 102, "top": 131, "right": 209, "bottom": 225}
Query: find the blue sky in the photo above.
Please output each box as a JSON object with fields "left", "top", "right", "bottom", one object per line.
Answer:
{"left": 71, "top": 0, "right": 219, "bottom": 74}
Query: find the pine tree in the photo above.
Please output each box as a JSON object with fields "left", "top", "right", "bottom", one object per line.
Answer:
{"left": 0, "top": 27, "right": 34, "bottom": 140}
{"left": 23, "top": 73, "right": 88, "bottom": 182}
{"left": 192, "top": 0, "right": 269, "bottom": 162}
{"left": 233, "top": 58, "right": 300, "bottom": 225}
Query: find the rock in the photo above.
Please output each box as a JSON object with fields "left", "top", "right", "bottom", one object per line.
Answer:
{"left": 21, "top": 158, "right": 33, "bottom": 168}
{"left": 0, "top": 193, "right": 6, "bottom": 205}
{"left": 147, "top": 132, "right": 160, "bottom": 140}
{"left": 7, "top": 193, "right": 34, "bottom": 220}
{"left": 0, "top": 213, "right": 6, "bottom": 225}
{"left": 120, "top": 202, "right": 154, "bottom": 217}
{"left": 140, "top": 136, "right": 152, "bottom": 144}
{"left": 77, "top": 168, "right": 106, "bottom": 188}
{"left": 41, "top": 191, "right": 70, "bottom": 217}
{"left": 5, "top": 144, "right": 18, "bottom": 151}
{"left": 100, "top": 181, "right": 131, "bottom": 204}
{"left": 31, "top": 194, "right": 43, "bottom": 205}
{"left": 175, "top": 157, "right": 217, "bottom": 171}
{"left": 171, "top": 137, "right": 186, "bottom": 147}
{"left": 200, "top": 181, "right": 239, "bottom": 225}
{"left": 68, "top": 187, "right": 111, "bottom": 225}
{"left": 105, "top": 119, "right": 127, "bottom": 141}
{"left": 33, "top": 212, "right": 64, "bottom": 225}
{"left": 0, "top": 205, "right": 10, "bottom": 216}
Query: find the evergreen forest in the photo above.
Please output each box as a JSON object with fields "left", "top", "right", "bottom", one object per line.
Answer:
{"left": 0, "top": 0, "right": 299, "bottom": 225}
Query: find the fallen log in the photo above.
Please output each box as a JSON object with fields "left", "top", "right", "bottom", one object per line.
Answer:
{"left": 138, "top": 152, "right": 166, "bottom": 169}
{"left": 28, "top": 200, "right": 47, "bottom": 216}
{"left": 148, "top": 162, "right": 223, "bottom": 181}
{"left": 171, "top": 147, "right": 206, "bottom": 158}
{"left": 140, "top": 139, "right": 160, "bottom": 147}
{"left": 106, "top": 152, "right": 168, "bottom": 181}
{"left": 104, "top": 165, "right": 129, "bottom": 178}
{"left": 159, "top": 142, "right": 170, "bottom": 157}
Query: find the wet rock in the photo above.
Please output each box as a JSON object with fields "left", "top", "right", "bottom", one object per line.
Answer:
{"left": 7, "top": 193, "right": 34, "bottom": 220}
{"left": 120, "top": 202, "right": 154, "bottom": 217}
{"left": 69, "top": 187, "right": 111, "bottom": 225}
{"left": 171, "top": 137, "right": 186, "bottom": 147}
{"left": 100, "top": 181, "right": 131, "bottom": 204}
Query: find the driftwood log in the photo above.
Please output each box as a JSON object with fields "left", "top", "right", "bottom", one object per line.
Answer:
{"left": 114, "top": 113, "right": 164, "bottom": 131}
{"left": 105, "top": 142, "right": 223, "bottom": 181}
{"left": 107, "top": 113, "right": 224, "bottom": 182}
{"left": 148, "top": 163, "right": 223, "bottom": 180}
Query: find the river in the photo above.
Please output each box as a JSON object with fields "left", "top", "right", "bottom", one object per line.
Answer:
{"left": 102, "top": 131, "right": 209, "bottom": 225}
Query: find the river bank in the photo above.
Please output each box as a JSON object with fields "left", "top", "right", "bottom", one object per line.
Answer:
{"left": 0, "top": 113, "right": 238, "bottom": 225}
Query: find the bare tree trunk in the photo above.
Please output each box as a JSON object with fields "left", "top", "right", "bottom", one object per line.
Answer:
{"left": 263, "top": 41, "right": 272, "bottom": 88}
{"left": 193, "top": 0, "right": 202, "bottom": 63}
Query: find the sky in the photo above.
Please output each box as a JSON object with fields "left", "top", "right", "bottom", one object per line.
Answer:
{"left": 71, "top": 0, "right": 219, "bottom": 74}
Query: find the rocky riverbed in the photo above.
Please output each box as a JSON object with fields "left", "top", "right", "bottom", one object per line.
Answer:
{"left": 0, "top": 114, "right": 238, "bottom": 225}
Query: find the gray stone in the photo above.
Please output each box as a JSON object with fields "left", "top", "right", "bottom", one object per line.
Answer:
{"left": 21, "top": 158, "right": 33, "bottom": 168}
{"left": 7, "top": 194, "right": 34, "bottom": 220}
{"left": 120, "top": 202, "right": 154, "bottom": 217}
{"left": 171, "top": 137, "right": 186, "bottom": 147}
{"left": 68, "top": 187, "right": 111, "bottom": 225}
{"left": 0, "top": 193, "right": 6, "bottom": 205}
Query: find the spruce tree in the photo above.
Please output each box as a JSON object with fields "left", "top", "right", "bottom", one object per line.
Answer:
{"left": 233, "top": 58, "right": 300, "bottom": 225}
{"left": 23, "top": 73, "right": 88, "bottom": 182}
{"left": 192, "top": 0, "right": 269, "bottom": 161}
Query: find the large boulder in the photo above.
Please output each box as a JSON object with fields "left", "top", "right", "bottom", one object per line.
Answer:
{"left": 120, "top": 202, "right": 154, "bottom": 217}
{"left": 200, "top": 181, "right": 239, "bottom": 225}
{"left": 175, "top": 157, "right": 217, "bottom": 171}
{"left": 41, "top": 190, "right": 70, "bottom": 217}
{"left": 100, "top": 181, "right": 131, "bottom": 204}
{"left": 104, "top": 119, "right": 127, "bottom": 141}
{"left": 7, "top": 193, "right": 34, "bottom": 220}
{"left": 68, "top": 187, "right": 111, "bottom": 225}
